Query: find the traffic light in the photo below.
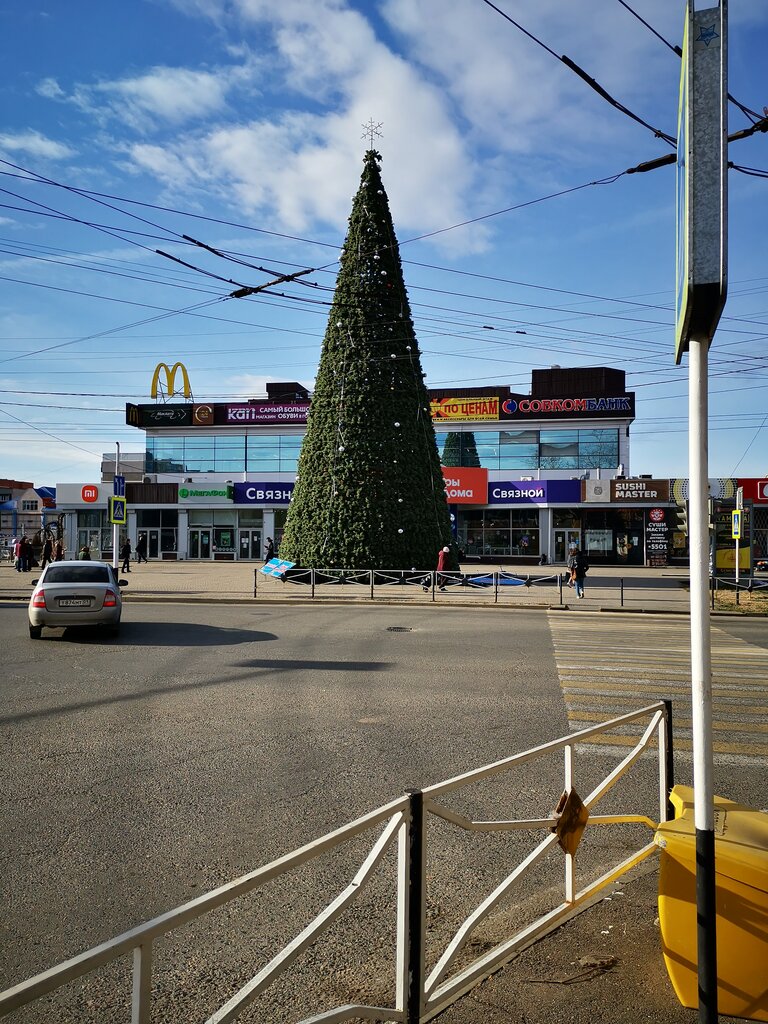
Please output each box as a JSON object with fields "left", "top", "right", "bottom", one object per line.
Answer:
{"left": 675, "top": 503, "right": 688, "bottom": 536}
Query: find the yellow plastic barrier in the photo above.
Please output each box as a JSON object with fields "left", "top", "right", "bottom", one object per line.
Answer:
{"left": 655, "top": 785, "right": 768, "bottom": 1021}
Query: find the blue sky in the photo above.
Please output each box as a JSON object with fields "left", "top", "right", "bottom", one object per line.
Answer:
{"left": 1, "top": 0, "right": 766, "bottom": 487}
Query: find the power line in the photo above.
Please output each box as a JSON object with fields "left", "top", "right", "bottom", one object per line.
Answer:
{"left": 478, "top": 0, "right": 675, "bottom": 145}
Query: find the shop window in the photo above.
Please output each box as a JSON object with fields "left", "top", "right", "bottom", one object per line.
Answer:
{"left": 160, "top": 529, "right": 177, "bottom": 552}
{"left": 137, "top": 510, "right": 161, "bottom": 528}
{"left": 484, "top": 530, "right": 510, "bottom": 554}
{"left": 483, "top": 509, "right": 511, "bottom": 529}
{"left": 511, "top": 529, "right": 539, "bottom": 555}
{"left": 78, "top": 512, "right": 102, "bottom": 528}
{"left": 510, "top": 509, "right": 539, "bottom": 528}
{"left": 187, "top": 509, "right": 212, "bottom": 525}
{"left": 213, "top": 510, "right": 236, "bottom": 525}
{"left": 238, "top": 509, "right": 264, "bottom": 527}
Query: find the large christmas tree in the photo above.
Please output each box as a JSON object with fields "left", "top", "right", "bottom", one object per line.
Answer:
{"left": 279, "top": 149, "right": 454, "bottom": 570}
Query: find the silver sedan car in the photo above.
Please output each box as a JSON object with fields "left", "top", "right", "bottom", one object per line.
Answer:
{"left": 28, "top": 560, "right": 127, "bottom": 639}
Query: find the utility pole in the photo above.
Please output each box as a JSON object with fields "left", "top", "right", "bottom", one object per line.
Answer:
{"left": 676, "top": 4, "right": 728, "bottom": 1021}
{"left": 112, "top": 442, "right": 120, "bottom": 571}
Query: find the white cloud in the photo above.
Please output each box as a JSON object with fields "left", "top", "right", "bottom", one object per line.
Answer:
{"left": 0, "top": 130, "right": 74, "bottom": 160}
{"left": 94, "top": 67, "right": 232, "bottom": 125}
{"left": 35, "top": 77, "right": 65, "bottom": 99}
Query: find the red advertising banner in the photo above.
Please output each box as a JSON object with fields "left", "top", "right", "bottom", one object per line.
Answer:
{"left": 738, "top": 479, "right": 768, "bottom": 504}
{"left": 441, "top": 467, "right": 488, "bottom": 504}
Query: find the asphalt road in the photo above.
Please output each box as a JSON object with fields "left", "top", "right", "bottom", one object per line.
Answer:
{"left": 1, "top": 601, "right": 765, "bottom": 1023}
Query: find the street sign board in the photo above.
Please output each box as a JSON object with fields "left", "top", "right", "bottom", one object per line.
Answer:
{"left": 109, "top": 496, "right": 127, "bottom": 525}
{"left": 675, "top": 1, "right": 728, "bottom": 364}
{"left": 113, "top": 474, "right": 125, "bottom": 497}
{"left": 731, "top": 510, "right": 741, "bottom": 540}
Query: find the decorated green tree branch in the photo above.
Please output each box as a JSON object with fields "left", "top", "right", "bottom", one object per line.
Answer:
{"left": 279, "top": 149, "right": 454, "bottom": 570}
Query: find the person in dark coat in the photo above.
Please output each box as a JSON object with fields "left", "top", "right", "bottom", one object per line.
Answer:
{"left": 264, "top": 537, "right": 275, "bottom": 562}
{"left": 135, "top": 533, "right": 148, "bottom": 563}
{"left": 120, "top": 538, "right": 131, "bottom": 573}
{"left": 79, "top": 545, "right": 92, "bottom": 561}
{"left": 567, "top": 547, "right": 589, "bottom": 599}
{"left": 53, "top": 539, "right": 65, "bottom": 561}
{"left": 41, "top": 536, "right": 54, "bottom": 570}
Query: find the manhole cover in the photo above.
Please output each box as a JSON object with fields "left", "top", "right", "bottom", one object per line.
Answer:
{"left": 386, "top": 626, "right": 413, "bottom": 632}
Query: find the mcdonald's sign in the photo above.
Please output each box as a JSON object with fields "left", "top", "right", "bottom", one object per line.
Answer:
{"left": 151, "top": 361, "right": 192, "bottom": 400}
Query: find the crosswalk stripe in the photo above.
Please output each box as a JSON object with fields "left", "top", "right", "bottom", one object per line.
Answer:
{"left": 548, "top": 613, "right": 768, "bottom": 765}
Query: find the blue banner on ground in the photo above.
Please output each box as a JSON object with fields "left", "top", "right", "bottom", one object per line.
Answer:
{"left": 260, "top": 558, "right": 295, "bottom": 577}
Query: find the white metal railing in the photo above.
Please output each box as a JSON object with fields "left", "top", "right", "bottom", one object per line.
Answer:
{"left": 0, "top": 702, "right": 672, "bottom": 1024}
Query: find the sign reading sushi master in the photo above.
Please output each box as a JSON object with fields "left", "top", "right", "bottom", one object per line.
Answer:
{"left": 611, "top": 480, "right": 670, "bottom": 503}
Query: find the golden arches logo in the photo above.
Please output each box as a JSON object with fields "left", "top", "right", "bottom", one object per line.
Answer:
{"left": 151, "top": 362, "right": 192, "bottom": 399}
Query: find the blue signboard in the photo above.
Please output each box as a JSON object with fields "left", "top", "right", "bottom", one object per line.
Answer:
{"left": 113, "top": 474, "right": 126, "bottom": 497}
{"left": 233, "top": 482, "right": 294, "bottom": 505}
{"left": 487, "top": 480, "right": 581, "bottom": 505}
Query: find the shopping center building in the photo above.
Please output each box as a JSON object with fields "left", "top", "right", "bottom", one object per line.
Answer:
{"left": 53, "top": 365, "right": 768, "bottom": 568}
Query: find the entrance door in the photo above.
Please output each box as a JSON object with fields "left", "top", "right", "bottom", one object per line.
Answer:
{"left": 189, "top": 529, "right": 212, "bottom": 560}
{"left": 238, "top": 530, "right": 261, "bottom": 560}
{"left": 554, "top": 529, "right": 581, "bottom": 563}
{"left": 147, "top": 529, "right": 161, "bottom": 559}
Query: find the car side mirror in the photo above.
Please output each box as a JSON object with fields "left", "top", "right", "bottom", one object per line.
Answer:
{"left": 118, "top": 579, "right": 129, "bottom": 587}
{"left": 30, "top": 578, "right": 39, "bottom": 585}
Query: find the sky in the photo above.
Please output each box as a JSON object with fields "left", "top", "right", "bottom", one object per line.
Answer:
{"left": 1, "top": 0, "right": 767, "bottom": 487}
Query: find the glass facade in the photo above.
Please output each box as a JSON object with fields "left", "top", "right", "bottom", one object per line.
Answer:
{"left": 145, "top": 434, "right": 302, "bottom": 475}
{"left": 458, "top": 509, "right": 540, "bottom": 557}
{"left": 435, "top": 429, "right": 618, "bottom": 471}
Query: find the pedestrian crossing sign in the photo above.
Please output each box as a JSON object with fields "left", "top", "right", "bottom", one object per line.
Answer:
{"left": 731, "top": 510, "right": 741, "bottom": 540}
{"left": 109, "top": 496, "right": 127, "bottom": 525}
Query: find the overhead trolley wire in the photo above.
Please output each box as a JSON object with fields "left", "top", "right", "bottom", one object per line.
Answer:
{"left": 478, "top": 0, "right": 675, "bottom": 146}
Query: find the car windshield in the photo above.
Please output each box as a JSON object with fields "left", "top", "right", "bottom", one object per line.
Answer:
{"left": 43, "top": 565, "right": 111, "bottom": 584}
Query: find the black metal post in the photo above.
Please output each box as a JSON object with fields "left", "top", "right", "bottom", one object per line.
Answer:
{"left": 620, "top": 577, "right": 624, "bottom": 608}
{"left": 253, "top": 568, "right": 258, "bottom": 599}
{"left": 494, "top": 571, "right": 498, "bottom": 604}
{"left": 431, "top": 571, "right": 436, "bottom": 603}
{"left": 663, "top": 699, "right": 675, "bottom": 821}
{"left": 558, "top": 572, "right": 563, "bottom": 604}
{"left": 405, "top": 790, "right": 425, "bottom": 1024}
{"left": 311, "top": 568, "right": 315, "bottom": 599}
{"left": 370, "top": 569, "right": 374, "bottom": 600}
{"left": 696, "top": 828, "right": 719, "bottom": 1024}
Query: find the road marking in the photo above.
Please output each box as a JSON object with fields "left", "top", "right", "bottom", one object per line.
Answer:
{"left": 548, "top": 613, "right": 768, "bottom": 765}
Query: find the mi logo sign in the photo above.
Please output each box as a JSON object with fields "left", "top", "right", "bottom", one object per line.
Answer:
{"left": 151, "top": 362, "right": 192, "bottom": 400}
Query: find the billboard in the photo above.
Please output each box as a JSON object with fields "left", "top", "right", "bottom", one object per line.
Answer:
{"left": 431, "top": 397, "right": 499, "bottom": 421}
{"left": 441, "top": 467, "right": 488, "bottom": 504}
{"left": 488, "top": 480, "right": 581, "bottom": 505}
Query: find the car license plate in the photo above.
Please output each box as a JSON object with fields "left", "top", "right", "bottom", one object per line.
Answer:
{"left": 58, "top": 598, "right": 91, "bottom": 607}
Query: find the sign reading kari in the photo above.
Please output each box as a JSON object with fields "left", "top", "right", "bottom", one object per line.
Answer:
{"left": 222, "top": 403, "right": 309, "bottom": 425}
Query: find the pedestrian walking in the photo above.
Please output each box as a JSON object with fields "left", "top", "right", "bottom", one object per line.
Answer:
{"left": 79, "top": 545, "right": 92, "bottom": 561}
{"left": 40, "top": 536, "right": 53, "bottom": 570}
{"left": 567, "top": 547, "right": 589, "bottom": 599}
{"left": 120, "top": 538, "right": 132, "bottom": 573}
{"left": 436, "top": 545, "right": 451, "bottom": 592}
{"left": 264, "top": 536, "right": 275, "bottom": 562}
{"left": 53, "top": 538, "right": 65, "bottom": 561}
{"left": 135, "top": 533, "right": 148, "bottom": 563}
{"left": 14, "top": 536, "right": 23, "bottom": 572}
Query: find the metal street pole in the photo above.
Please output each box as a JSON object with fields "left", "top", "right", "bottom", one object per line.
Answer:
{"left": 689, "top": 337, "right": 718, "bottom": 1024}
{"left": 112, "top": 442, "right": 120, "bottom": 570}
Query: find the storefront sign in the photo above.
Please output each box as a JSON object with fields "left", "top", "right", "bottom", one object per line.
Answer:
{"left": 645, "top": 507, "right": 670, "bottom": 567}
{"left": 233, "top": 482, "right": 294, "bottom": 505}
{"left": 488, "top": 480, "right": 581, "bottom": 504}
{"left": 193, "top": 404, "right": 214, "bottom": 425}
{"left": 582, "top": 480, "right": 611, "bottom": 502}
{"left": 125, "top": 403, "right": 193, "bottom": 428}
{"left": 177, "top": 486, "right": 230, "bottom": 502}
{"left": 737, "top": 479, "right": 768, "bottom": 504}
{"left": 501, "top": 395, "right": 635, "bottom": 419}
{"left": 430, "top": 397, "right": 499, "bottom": 421}
{"left": 441, "top": 467, "right": 488, "bottom": 504}
{"left": 611, "top": 479, "right": 670, "bottom": 502}
{"left": 54, "top": 484, "right": 107, "bottom": 506}
{"left": 220, "top": 403, "right": 310, "bottom": 425}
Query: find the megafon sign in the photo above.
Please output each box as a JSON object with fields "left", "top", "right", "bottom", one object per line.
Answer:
{"left": 441, "top": 467, "right": 488, "bottom": 504}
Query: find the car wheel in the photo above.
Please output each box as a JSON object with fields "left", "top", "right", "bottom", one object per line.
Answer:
{"left": 29, "top": 624, "right": 42, "bottom": 639}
